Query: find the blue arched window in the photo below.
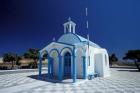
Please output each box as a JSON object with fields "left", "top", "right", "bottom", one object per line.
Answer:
{"left": 64, "top": 52, "right": 71, "bottom": 77}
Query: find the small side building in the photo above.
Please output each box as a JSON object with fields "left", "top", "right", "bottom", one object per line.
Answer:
{"left": 38, "top": 18, "right": 110, "bottom": 83}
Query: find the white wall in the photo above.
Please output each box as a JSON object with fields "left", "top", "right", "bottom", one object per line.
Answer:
{"left": 86, "top": 46, "right": 95, "bottom": 76}
{"left": 43, "top": 42, "right": 73, "bottom": 77}
{"left": 102, "top": 50, "right": 110, "bottom": 77}
{"left": 50, "top": 51, "right": 59, "bottom": 76}
{"left": 94, "top": 49, "right": 110, "bottom": 77}
{"left": 46, "top": 42, "right": 73, "bottom": 53}
{"left": 41, "top": 42, "right": 110, "bottom": 78}
{"left": 75, "top": 47, "right": 84, "bottom": 78}
{"left": 94, "top": 53, "right": 104, "bottom": 77}
{"left": 60, "top": 48, "right": 73, "bottom": 77}
{"left": 85, "top": 46, "right": 110, "bottom": 78}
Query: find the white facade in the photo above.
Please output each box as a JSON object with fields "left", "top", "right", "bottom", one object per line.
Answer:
{"left": 39, "top": 18, "right": 110, "bottom": 82}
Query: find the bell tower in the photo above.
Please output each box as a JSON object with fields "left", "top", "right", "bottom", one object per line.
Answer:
{"left": 63, "top": 17, "right": 76, "bottom": 34}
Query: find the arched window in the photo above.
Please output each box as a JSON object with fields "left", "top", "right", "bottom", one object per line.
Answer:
{"left": 64, "top": 52, "right": 71, "bottom": 67}
{"left": 64, "top": 52, "right": 71, "bottom": 77}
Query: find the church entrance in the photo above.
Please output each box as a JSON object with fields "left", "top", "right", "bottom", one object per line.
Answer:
{"left": 64, "top": 52, "right": 71, "bottom": 78}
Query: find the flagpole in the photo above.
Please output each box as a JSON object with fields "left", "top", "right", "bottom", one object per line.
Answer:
{"left": 85, "top": 7, "right": 90, "bottom": 66}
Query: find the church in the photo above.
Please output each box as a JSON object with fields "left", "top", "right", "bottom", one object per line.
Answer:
{"left": 38, "top": 18, "right": 110, "bottom": 83}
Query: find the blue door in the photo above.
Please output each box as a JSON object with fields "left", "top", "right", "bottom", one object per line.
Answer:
{"left": 64, "top": 52, "right": 71, "bottom": 78}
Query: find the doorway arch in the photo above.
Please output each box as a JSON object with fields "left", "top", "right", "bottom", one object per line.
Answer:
{"left": 64, "top": 52, "right": 71, "bottom": 78}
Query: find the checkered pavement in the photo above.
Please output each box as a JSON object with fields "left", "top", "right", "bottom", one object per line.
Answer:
{"left": 0, "top": 68, "right": 140, "bottom": 93}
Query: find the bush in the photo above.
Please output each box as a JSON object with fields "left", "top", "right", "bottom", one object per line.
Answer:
{"left": 28, "top": 61, "right": 37, "bottom": 69}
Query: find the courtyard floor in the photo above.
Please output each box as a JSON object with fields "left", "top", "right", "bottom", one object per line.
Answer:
{"left": 0, "top": 68, "right": 140, "bottom": 93}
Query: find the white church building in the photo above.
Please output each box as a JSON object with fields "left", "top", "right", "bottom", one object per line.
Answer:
{"left": 38, "top": 18, "right": 110, "bottom": 83}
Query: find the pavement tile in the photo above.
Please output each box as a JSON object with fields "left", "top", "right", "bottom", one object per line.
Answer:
{"left": 0, "top": 68, "right": 140, "bottom": 93}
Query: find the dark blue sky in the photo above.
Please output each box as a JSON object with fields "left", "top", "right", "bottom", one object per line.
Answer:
{"left": 0, "top": 0, "right": 140, "bottom": 59}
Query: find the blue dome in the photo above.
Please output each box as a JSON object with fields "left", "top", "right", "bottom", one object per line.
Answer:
{"left": 58, "top": 33, "right": 101, "bottom": 48}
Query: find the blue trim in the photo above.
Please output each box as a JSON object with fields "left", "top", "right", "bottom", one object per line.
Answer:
{"left": 55, "top": 41, "right": 75, "bottom": 46}
{"left": 72, "top": 33, "right": 82, "bottom": 42}
{"left": 82, "top": 41, "right": 101, "bottom": 48}
{"left": 40, "top": 50, "right": 49, "bottom": 57}
{"left": 58, "top": 33, "right": 82, "bottom": 42}
{"left": 39, "top": 50, "right": 50, "bottom": 79}
{"left": 74, "top": 47, "right": 86, "bottom": 57}
{"left": 57, "top": 33, "right": 101, "bottom": 48}
{"left": 72, "top": 47, "right": 76, "bottom": 83}
{"left": 60, "top": 47, "right": 73, "bottom": 55}
{"left": 49, "top": 48, "right": 61, "bottom": 80}
{"left": 50, "top": 57, "right": 53, "bottom": 76}
{"left": 49, "top": 48, "right": 60, "bottom": 55}
{"left": 63, "top": 52, "right": 71, "bottom": 77}
{"left": 38, "top": 52, "right": 42, "bottom": 79}
{"left": 47, "top": 56, "right": 51, "bottom": 79}
{"left": 83, "top": 56, "right": 87, "bottom": 79}
{"left": 58, "top": 55, "right": 62, "bottom": 81}
{"left": 62, "top": 49, "right": 73, "bottom": 80}
{"left": 63, "top": 55, "right": 65, "bottom": 77}
{"left": 73, "top": 55, "right": 76, "bottom": 83}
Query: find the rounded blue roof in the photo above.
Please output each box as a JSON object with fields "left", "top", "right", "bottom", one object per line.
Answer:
{"left": 58, "top": 33, "right": 101, "bottom": 48}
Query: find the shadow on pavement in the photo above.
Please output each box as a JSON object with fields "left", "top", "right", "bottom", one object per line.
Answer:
{"left": 117, "top": 69, "right": 139, "bottom": 72}
{"left": 28, "top": 74, "right": 74, "bottom": 84}
{"left": 110, "top": 66, "right": 136, "bottom": 69}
